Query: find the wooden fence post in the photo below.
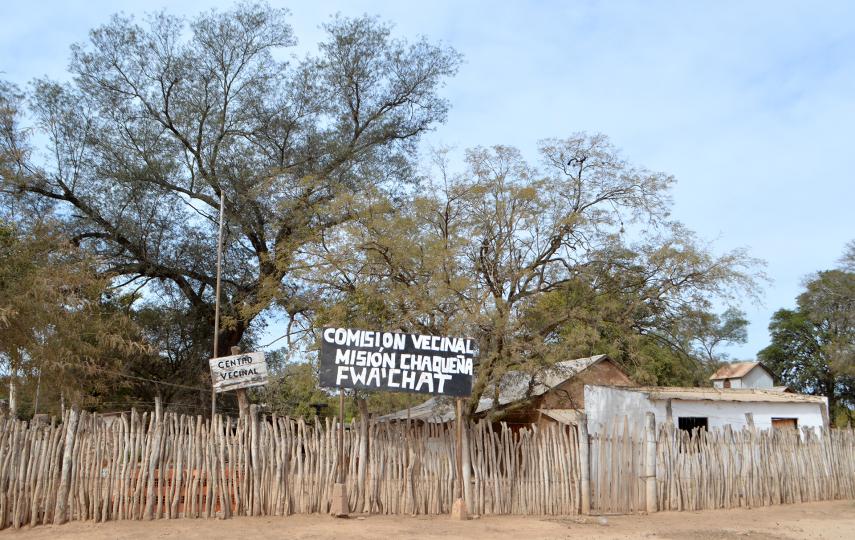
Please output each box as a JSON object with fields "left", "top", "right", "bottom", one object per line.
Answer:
{"left": 331, "top": 390, "right": 348, "bottom": 517}
{"left": 462, "top": 413, "right": 473, "bottom": 510}
{"left": 451, "top": 397, "right": 468, "bottom": 520}
{"left": 645, "top": 412, "right": 658, "bottom": 513}
{"left": 356, "top": 396, "right": 369, "bottom": 513}
{"left": 155, "top": 395, "right": 163, "bottom": 425}
{"left": 53, "top": 406, "right": 80, "bottom": 525}
{"left": 250, "top": 404, "right": 261, "bottom": 516}
{"left": 578, "top": 413, "right": 591, "bottom": 515}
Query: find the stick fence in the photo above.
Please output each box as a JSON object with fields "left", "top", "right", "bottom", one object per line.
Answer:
{"left": 0, "top": 408, "right": 853, "bottom": 529}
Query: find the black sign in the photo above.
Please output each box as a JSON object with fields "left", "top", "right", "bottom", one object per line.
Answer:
{"left": 319, "top": 328, "right": 476, "bottom": 397}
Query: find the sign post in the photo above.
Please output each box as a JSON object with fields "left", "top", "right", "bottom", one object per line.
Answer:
{"left": 211, "top": 189, "right": 226, "bottom": 419}
{"left": 451, "top": 397, "right": 469, "bottom": 520}
{"left": 330, "top": 388, "right": 348, "bottom": 517}
{"left": 319, "top": 328, "right": 476, "bottom": 520}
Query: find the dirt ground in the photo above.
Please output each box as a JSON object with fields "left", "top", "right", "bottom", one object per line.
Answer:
{"left": 2, "top": 500, "right": 854, "bottom": 539}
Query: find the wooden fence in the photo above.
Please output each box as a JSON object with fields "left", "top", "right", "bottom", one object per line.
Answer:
{"left": 1, "top": 408, "right": 854, "bottom": 529}
{"left": 589, "top": 416, "right": 855, "bottom": 514}
{"left": 0, "top": 408, "right": 580, "bottom": 528}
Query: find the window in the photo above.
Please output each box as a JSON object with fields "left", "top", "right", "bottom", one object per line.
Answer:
{"left": 772, "top": 417, "right": 798, "bottom": 430}
{"left": 723, "top": 379, "right": 731, "bottom": 388}
{"left": 678, "top": 417, "right": 708, "bottom": 432}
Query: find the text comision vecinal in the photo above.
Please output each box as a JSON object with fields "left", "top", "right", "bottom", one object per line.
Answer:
{"left": 319, "top": 328, "right": 475, "bottom": 397}
{"left": 209, "top": 351, "right": 269, "bottom": 393}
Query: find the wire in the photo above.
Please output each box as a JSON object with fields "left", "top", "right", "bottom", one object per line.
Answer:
{"left": 86, "top": 366, "right": 212, "bottom": 393}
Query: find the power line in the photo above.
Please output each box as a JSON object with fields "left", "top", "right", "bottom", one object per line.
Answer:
{"left": 84, "top": 366, "right": 211, "bottom": 393}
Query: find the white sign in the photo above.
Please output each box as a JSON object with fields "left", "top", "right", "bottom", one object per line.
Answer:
{"left": 209, "top": 351, "right": 268, "bottom": 393}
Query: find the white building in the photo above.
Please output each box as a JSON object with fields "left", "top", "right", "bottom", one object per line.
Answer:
{"left": 584, "top": 385, "right": 829, "bottom": 435}
{"left": 709, "top": 361, "right": 776, "bottom": 389}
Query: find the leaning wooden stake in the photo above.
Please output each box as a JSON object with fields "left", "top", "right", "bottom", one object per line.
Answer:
{"left": 645, "top": 412, "right": 658, "bottom": 513}
{"left": 578, "top": 413, "right": 591, "bottom": 515}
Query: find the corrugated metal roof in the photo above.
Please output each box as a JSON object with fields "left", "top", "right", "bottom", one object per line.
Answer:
{"left": 376, "top": 396, "right": 494, "bottom": 423}
{"left": 709, "top": 361, "right": 769, "bottom": 380}
{"left": 490, "top": 354, "right": 609, "bottom": 405}
{"left": 378, "top": 355, "right": 611, "bottom": 423}
{"left": 594, "top": 385, "right": 826, "bottom": 404}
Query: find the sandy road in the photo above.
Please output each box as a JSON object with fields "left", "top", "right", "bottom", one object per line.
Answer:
{"left": 1, "top": 500, "right": 853, "bottom": 539}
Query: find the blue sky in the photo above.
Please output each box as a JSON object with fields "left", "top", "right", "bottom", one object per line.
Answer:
{"left": 2, "top": 1, "right": 853, "bottom": 360}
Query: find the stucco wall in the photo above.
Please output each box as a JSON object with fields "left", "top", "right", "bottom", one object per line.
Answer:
{"left": 584, "top": 385, "right": 828, "bottom": 435}
{"left": 670, "top": 399, "right": 825, "bottom": 430}
{"left": 584, "top": 385, "right": 667, "bottom": 434}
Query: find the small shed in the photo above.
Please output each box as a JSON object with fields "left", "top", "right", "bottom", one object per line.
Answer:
{"left": 379, "top": 354, "right": 632, "bottom": 428}
{"left": 710, "top": 361, "right": 775, "bottom": 389}
{"left": 584, "top": 385, "right": 829, "bottom": 435}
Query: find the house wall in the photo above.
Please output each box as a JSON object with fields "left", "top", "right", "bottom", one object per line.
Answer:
{"left": 584, "top": 385, "right": 828, "bottom": 435}
{"left": 670, "top": 399, "right": 825, "bottom": 430}
{"left": 584, "top": 385, "right": 667, "bottom": 435}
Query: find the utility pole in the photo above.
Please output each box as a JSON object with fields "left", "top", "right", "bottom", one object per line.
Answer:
{"left": 211, "top": 189, "right": 226, "bottom": 419}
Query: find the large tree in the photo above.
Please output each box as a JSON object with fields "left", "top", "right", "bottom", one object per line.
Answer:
{"left": 304, "top": 136, "right": 762, "bottom": 411}
{"left": 760, "top": 262, "right": 855, "bottom": 425}
{"left": 0, "top": 3, "right": 460, "bottom": 363}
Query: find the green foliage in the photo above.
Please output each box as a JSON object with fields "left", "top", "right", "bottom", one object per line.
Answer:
{"left": 760, "top": 261, "right": 855, "bottom": 425}
{"left": 0, "top": 219, "right": 150, "bottom": 416}
{"left": 305, "top": 137, "right": 763, "bottom": 411}
{"left": 0, "top": 4, "right": 768, "bottom": 417}
{"left": 1, "top": 1, "right": 460, "bottom": 383}
{"left": 256, "top": 361, "right": 334, "bottom": 419}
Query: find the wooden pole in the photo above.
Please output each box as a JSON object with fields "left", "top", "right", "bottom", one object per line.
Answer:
{"left": 451, "top": 397, "right": 468, "bottom": 519}
{"left": 645, "top": 411, "right": 658, "bottom": 513}
{"left": 155, "top": 395, "right": 163, "bottom": 426}
{"left": 338, "top": 390, "right": 345, "bottom": 484}
{"left": 578, "top": 413, "right": 591, "bottom": 515}
{"left": 211, "top": 189, "right": 226, "bottom": 419}
{"left": 356, "top": 396, "right": 369, "bottom": 513}
{"left": 331, "top": 388, "right": 348, "bottom": 517}
{"left": 455, "top": 399, "right": 463, "bottom": 499}
{"left": 33, "top": 368, "right": 42, "bottom": 416}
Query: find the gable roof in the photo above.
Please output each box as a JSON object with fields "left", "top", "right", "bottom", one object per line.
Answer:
{"left": 378, "top": 354, "right": 619, "bottom": 423}
{"left": 709, "top": 361, "right": 774, "bottom": 381}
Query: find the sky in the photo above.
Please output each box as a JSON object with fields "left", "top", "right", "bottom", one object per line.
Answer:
{"left": 2, "top": 1, "right": 853, "bottom": 360}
